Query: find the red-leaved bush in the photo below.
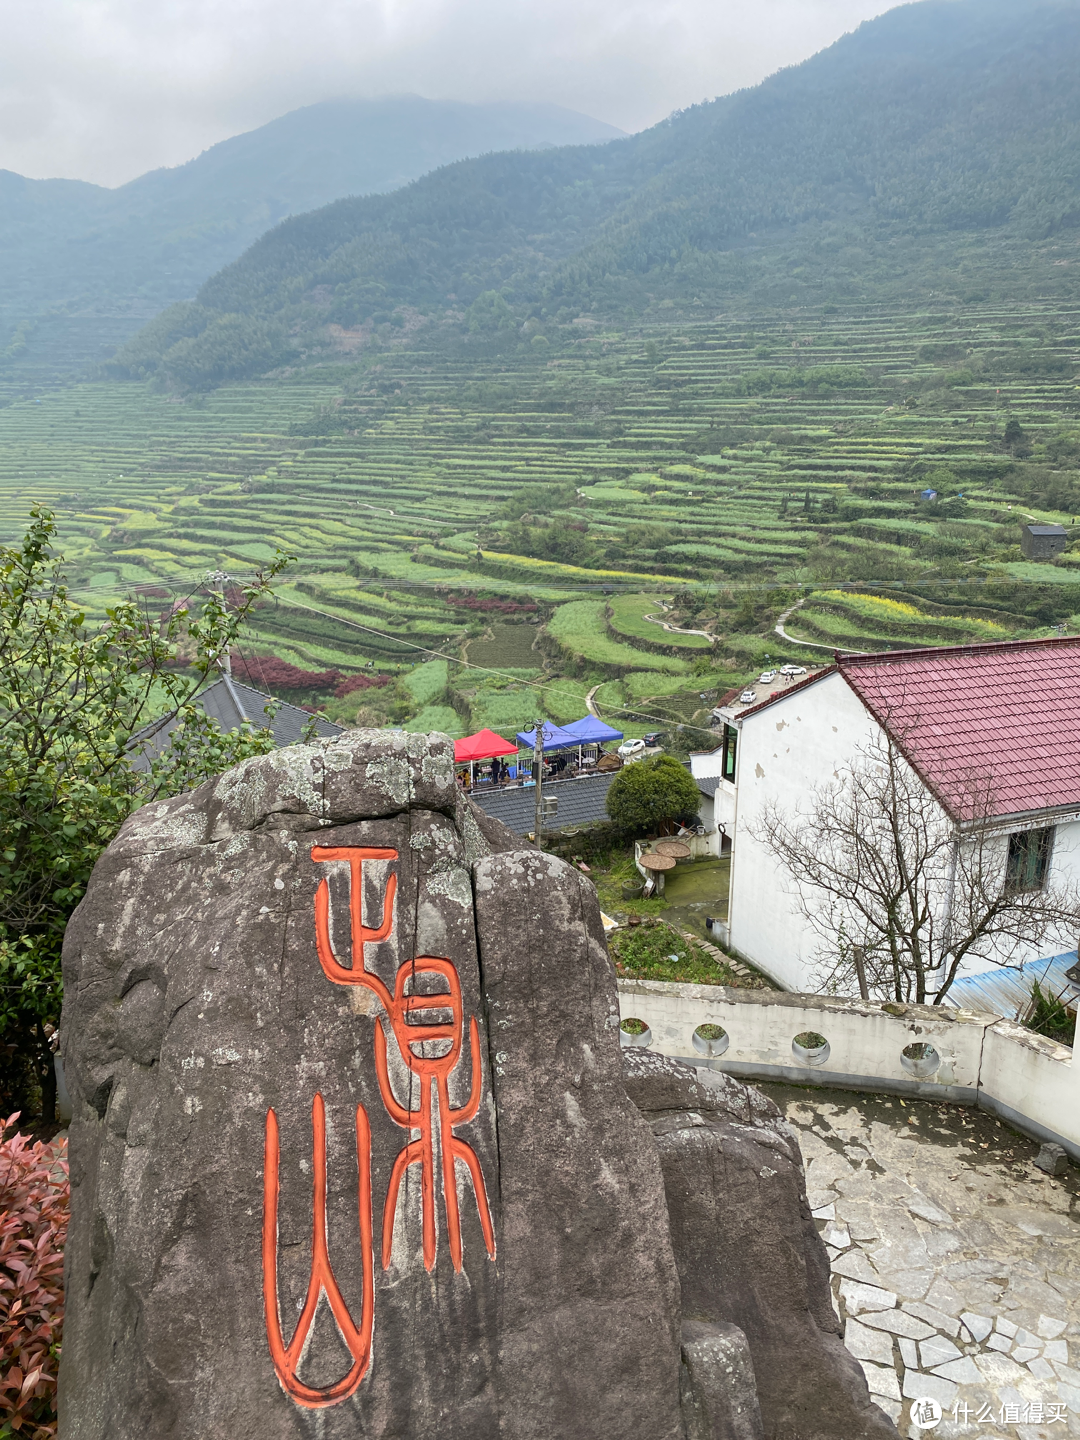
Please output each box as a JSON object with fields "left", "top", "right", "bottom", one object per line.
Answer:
{"left": 332, "top": 674, "right": 392, "bottom": 699}
{"left": 0, "top": 1118, "right": 67, "bottom": 1439}
{"left": 230, "top": 653, "right": 345, "bottom": 692}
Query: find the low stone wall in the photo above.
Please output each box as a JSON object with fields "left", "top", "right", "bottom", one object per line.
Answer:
{"left": 616, "top": 979, "right": 1080, "bottom": 1160}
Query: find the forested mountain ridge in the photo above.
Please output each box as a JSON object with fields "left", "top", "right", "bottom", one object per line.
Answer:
{"left": 115, "top": 0, "right": 1080, "bottom": 390}
{"left": 0, "top": 98, "right": 622, "bottom": 388}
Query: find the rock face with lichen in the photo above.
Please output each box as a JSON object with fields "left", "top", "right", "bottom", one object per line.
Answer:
{"left": 58, "top": 732, "right": 683, "bottom": 1440}
{"left": 624, "top": 1050, "right": 899, "bottom": 1440}
{"left": 58, "top": 731, "right": 896, "bottom": 1440}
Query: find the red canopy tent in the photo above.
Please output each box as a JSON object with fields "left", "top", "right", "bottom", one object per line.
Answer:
{"left": 454, "top": 729, "right": 518, "bottom": 763}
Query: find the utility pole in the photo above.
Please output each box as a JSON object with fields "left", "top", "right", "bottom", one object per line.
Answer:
{"left": 533, "top": 721, "right": 545, "bottom": 849}
{"left": 852, "top": 945, "right": 869, "bottom": 1002}
{"left": 207, "top": 569, "right": 232, "bottom": 675}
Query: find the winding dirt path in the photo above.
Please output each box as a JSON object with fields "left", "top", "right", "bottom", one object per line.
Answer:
{"left": 640, "top": 601, "right": 715, "bottom": 642}
{"left": 774, "top": 597, "right": 868, "bottom": 654}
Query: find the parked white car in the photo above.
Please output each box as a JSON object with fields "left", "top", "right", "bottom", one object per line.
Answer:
{"left": 618, "top": 737, "right": 647, "bottom": 760}
{"left": 759, "top": 670, "right": 777, "bottom": 683}
{"left": 779, "top": 664, "right": 807, "bottom": 678}
{"left": 738, "top": 689, "right": 758, "bottom": 704}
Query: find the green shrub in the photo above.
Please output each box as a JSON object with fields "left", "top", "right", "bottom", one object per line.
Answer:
{"left": 0, "top": 1118, "right": 67, "bottom": 1440}
{"left": 1023, "top": 980, "right": 1076, "bottom": 1045}
{"left": 605, "top": 755, "right": 702, "bottom": 834}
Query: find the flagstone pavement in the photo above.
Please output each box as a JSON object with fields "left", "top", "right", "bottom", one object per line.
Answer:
{"left": 758, "top": 1084, "right": 1080, "bottom": 1440}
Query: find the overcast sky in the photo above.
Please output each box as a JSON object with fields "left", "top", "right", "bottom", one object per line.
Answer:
{"left": 1, "top": 0, "right": 899, "bottom": 188}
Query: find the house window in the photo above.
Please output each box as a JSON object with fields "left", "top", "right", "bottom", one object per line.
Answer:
{"left": 722, "top": 723, "right": 738, "bottom": 782}
{"left": 1005, "top": 826, "right": 1054, "bottom": 894}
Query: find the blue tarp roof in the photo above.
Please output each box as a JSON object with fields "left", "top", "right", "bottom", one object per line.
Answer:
{"left": 944, "top": 950, "right": 1080, "bottom": 1020}
{"left": 516, "top": 722, "right": 581, "bottom": 752}
{"left": 563, "top": 715, "right": 624, "bottom": 743}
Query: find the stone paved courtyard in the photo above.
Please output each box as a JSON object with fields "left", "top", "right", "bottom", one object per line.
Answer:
{"left": 759, "top": 1084, "right": 1080, "bottom": 1440}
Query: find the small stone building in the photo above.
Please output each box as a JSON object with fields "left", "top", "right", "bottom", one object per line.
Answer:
{"left": 1021, "top": 522, "right": 1068, "bottom": 560}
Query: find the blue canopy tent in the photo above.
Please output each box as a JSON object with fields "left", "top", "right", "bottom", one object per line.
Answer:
{"left": 563, "top": 715, "right": 624, "bottom": 744}
{"left": 515, "top": 722, "right": 581, "bottom": 752}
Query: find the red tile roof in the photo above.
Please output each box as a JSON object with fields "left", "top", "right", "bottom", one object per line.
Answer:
{"left": 837, "top": 636, "right": 1080, "bottom": 821}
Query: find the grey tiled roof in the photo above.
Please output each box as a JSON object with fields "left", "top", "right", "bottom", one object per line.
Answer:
{"left": 200, "top": 677, "right": 343, "bottom": 746}
{"left": 471, "top": 772, "right": 619, "bottom": 835}
{"left": 132, "top": 675, "right": 343, "bottom": 768}
{"left": 696, "top": 776, "right": 720, "bottom": 798}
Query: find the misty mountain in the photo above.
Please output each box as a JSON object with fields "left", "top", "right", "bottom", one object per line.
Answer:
{"left": 116, "top": 0, "right": 1080, "bottom": 390}
{"left": 0, "top": 97, "right": 623, "bottom": 375}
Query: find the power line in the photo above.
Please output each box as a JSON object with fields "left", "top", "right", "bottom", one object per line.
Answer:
{"left": 54, "top": 569, "right": 1078, "bottom": 598}
{"left": 47, "top": 573, "right": 1077, "bottom": 737}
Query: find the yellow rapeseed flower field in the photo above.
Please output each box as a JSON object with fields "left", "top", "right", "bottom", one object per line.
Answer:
{"left": 817, "top": 590, "right": 1008, "bottom": 634}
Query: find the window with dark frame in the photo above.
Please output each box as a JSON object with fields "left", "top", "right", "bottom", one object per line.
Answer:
{"left": 722, "top": 723, "right": 738, "bottom": 782}
{"left": 1005, "top": 826, "right": 1054, "bottom": 895}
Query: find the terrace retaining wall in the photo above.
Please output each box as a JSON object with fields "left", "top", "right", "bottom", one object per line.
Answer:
{"left": 616, "top": 980, "right": 1080, "bottom": 1161}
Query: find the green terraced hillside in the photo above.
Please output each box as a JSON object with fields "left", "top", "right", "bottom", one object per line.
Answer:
{"left": 2, "top": 301, "right": 1079, "bottom": 745}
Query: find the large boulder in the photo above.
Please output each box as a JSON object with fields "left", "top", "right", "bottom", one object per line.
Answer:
{"left": 624, "top": 1051, "right": 898, "bottom": 1440}
{"left": 59, "top": 733, "right": 683, "bottom": 1440}
{"left": 59, "top": 730, "right": 897, "bottom": 1440}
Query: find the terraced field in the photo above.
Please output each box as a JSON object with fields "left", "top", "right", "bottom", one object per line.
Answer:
{"left": 2, "top": 301, "right": 1079, "bottom": 744}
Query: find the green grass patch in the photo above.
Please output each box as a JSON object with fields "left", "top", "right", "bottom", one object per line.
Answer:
{"left": 466, "top": 622, "right": 541, "bottom": 669}
{"left": 622, "top": 670, "right": 704, "bottom": 698}
{"left": 548, "top": 601, "right": 689, "bottom": 674}
{"left": 608, "top": 919, "right": 739, "bottom": 985}
{"left": 542, "top": 676, "right": 599, "bottom": 722}
{"left": 402, "top": 704, "right": 462, "bottom": 736}
{"left": 607, "top": 592, "right": 712, "bottom": 649}
{"left": 466, "top": 681, "right": 543, "bottom": 737}
{"left": 402, "top": 658, "right": 449, "bottom": 706}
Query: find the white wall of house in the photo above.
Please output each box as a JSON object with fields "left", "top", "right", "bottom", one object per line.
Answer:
{"left": 690, "top": 746, "right": 725, "bottom": 781}
{"left": 692, "top": 790, "right": 725, "bottom": 857}
{"left": 713, "top": 780, "right": 736, "bottom": 839}
{"left": 1023, "top": 816, "right": 1080, "bottom": 954}
{"left": 691, "top": 744, "right": 736, "bottom": 840}
{"left": 726, "top": 672, "right": 879, "bottom": 989}
{"left": 724, "top": 673, "right": 1080, "bottom": 994}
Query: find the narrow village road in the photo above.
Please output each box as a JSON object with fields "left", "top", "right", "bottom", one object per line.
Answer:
{"left": 774, "top": 598, "right": 867, "bottom": 654}
{"left": 641, "top": 602, "right": 715, "bottom": 642}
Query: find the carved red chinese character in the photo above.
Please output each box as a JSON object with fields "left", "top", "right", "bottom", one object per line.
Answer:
{"left": 312, "top": 845, "right": 495, "bottom": 1272}
{"left": 262, "top": 1094, "right": 374, "bottom": 1408}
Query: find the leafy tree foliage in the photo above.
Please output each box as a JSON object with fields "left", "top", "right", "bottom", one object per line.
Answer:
{"left": 605, "top": 755, "right": 703, "bottom": 834}
{"left": 514, "top": 521, "right": 598, "bottom": 568}
{"left": 0, "top": 509, "right": 290, "bottom": 1119}
{"left": 500, "top": 482, "right": 579, "bottom": 521}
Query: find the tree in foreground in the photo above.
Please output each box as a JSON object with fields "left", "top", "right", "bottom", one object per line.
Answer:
{"left": 605, "top": 754, "right": 702, "bottom": 835}
{"left": 752, "top": 733, "right": 1080, "bottom": 1005}
{"left": 0, "top": 508, "right": 291, "bottom": 1119}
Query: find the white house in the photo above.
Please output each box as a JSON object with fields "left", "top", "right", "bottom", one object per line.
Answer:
{"left": 692, "top": 637, "right": 1080, "bottom": 995}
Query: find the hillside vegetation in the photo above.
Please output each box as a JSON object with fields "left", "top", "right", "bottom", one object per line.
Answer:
{"left": 114, "top": 0, "right": 1080, "bottom": 389}
{"left": 0, "top": 98, "right": 621, "bottom": 394}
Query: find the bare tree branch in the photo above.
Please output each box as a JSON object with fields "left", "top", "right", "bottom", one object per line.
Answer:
{"left": 749, "top": 730, "right": 1080, "bottom": 1004}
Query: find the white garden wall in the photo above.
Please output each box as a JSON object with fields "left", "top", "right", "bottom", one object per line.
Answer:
{"left": 617, "top": 979, "right": 1080, "bottom": 1161}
